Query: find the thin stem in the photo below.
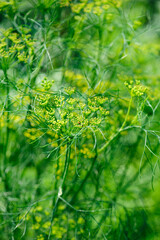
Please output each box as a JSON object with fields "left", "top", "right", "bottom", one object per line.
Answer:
{"left": 97, "top": 26, "right": 102, "bottom": 62}
{"left": 120, "top": 95, "right": 133, "bottom": 130}
{"left": 2, "top": 69, "right": 11, "bottom": 239}
{"left": 3, "top": 69, "right": 10, "bottom": 182}
{"left": 52, "top": 136, "right": 61, "bottom": 206}
{"left": 48, "top": 139, "right": 71, "bottom": 239}
{"left": 98, "top": 131, "right": 120, "bottom": 154}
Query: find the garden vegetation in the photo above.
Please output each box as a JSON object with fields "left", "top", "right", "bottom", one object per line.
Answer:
{"left": 0, "top": 0, "right": 160, "bottom": 239}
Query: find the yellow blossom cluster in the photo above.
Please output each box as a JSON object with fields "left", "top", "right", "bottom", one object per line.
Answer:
{"left": 24, "top": 128, "right": 43, "bottom": 141}
{"left": 70, "top": 0, "right": 122, "bottom": 16}
{"left": 0, "top": 27, "right": 35, "bottom": 69}
{"left": 22, "top": 203, "right": 85, "bottom": 239}
{"left": 60, "top": 0, "right": 71, "bottom": 7}
{"left": 65, "top": 70, "right": 117, "bottom": 95}
{"left": 80, "top": 144, "right": 96, "bottom": 158}
{"left": 29, "top": 80, "right": 110, "bottom": 140}
{"left": 124, "top": 80, "right": 148, "bottom": 97}
{"left": 64, "top": 70, "right": 88, "bottom": 92}
{"left": 0, "top": 113, "right": 25, "bottom": 129}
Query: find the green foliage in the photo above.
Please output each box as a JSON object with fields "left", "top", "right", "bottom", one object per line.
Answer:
{"left": 0, "top": 0, "right": 160, "bottom": 239}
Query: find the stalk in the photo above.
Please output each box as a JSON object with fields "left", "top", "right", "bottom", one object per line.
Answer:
{"left": 2, "top": 69, "right": 12, "bottom": 239}
{"left": 120, "top": 95, "right": 133, "bottom": 130}
{"left": 52, "top": 136, "right": 61, "bottom": 207}
{"left": 3, "top": 69, "right": 10, "bottom": 189}
{"left": 48, "top": 139, "right": 71, "bottom": 239}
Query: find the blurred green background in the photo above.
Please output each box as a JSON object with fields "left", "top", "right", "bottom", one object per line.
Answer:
{"left": 0, "top": 0, "right": 160, "bottom": 239}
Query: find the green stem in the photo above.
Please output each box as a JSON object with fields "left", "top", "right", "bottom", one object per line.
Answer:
{"left": 98, "top": 130, "right": 120, "bottom": 154}
{"left": 61, "top": 140, "right": 71, "bottom": 187}
{"left": 3, "top": 70, "right": 10, "bottom": 180}
{"left": 61, "top": 50, "right": 71, "bottom": 84}
{"left": 52, "top": 137, "right": 61, "bottom": 207}
{"left": 97, "top": 26, "right": 102, "bottom": 62}
{"left": 2, "top": 69, "right": 11, "bottom": 239}
{"left": 120, "top": 95, "right": 133, "bottom": 130}
{"left": 48, "top": 139, "right": 71, "bottom": 239}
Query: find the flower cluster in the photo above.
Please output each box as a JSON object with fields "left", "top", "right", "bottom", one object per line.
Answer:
{"left": 0, "top": 27, "right": 35, "bottom": 70}
{"left": 80, "top": 143, "right": 96, "bottom": 158}
{"left": 19, "top": 202, "right": 85, "bottom": 240}
{"left": 124, "top": 80, "right": 148, "bottom": 97}
{"left": 70, "top": 0, "right": 122, "bottom": 16}
{"left": 64, "top": 70, "right": 88, "bottom": 92}
{"left": 24, "top": 128, "right": 43, "bottom": 141}
{"left": 0, "top": 113, "right": 25, "bottom": 129}
{"left": 60, "top": 0, "right": 71, "bottom": 7}
{"left": 28, "top": 79, "right": 110, "bottom": 141}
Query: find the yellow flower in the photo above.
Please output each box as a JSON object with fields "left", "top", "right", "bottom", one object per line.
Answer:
{"left": 37, "top": 234, "right": 44, "bottom": 240}
{"left": 32, "top": 223, "right": 40, "bottom": 230}
{"left": 35, "top": 216, "right": 42, "bottom": 223}
{"left": 42, "top": 221, "right": 51, "bottom": 229}
{"left": 35, "top": 206, "right": 43, "bottom": 211}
